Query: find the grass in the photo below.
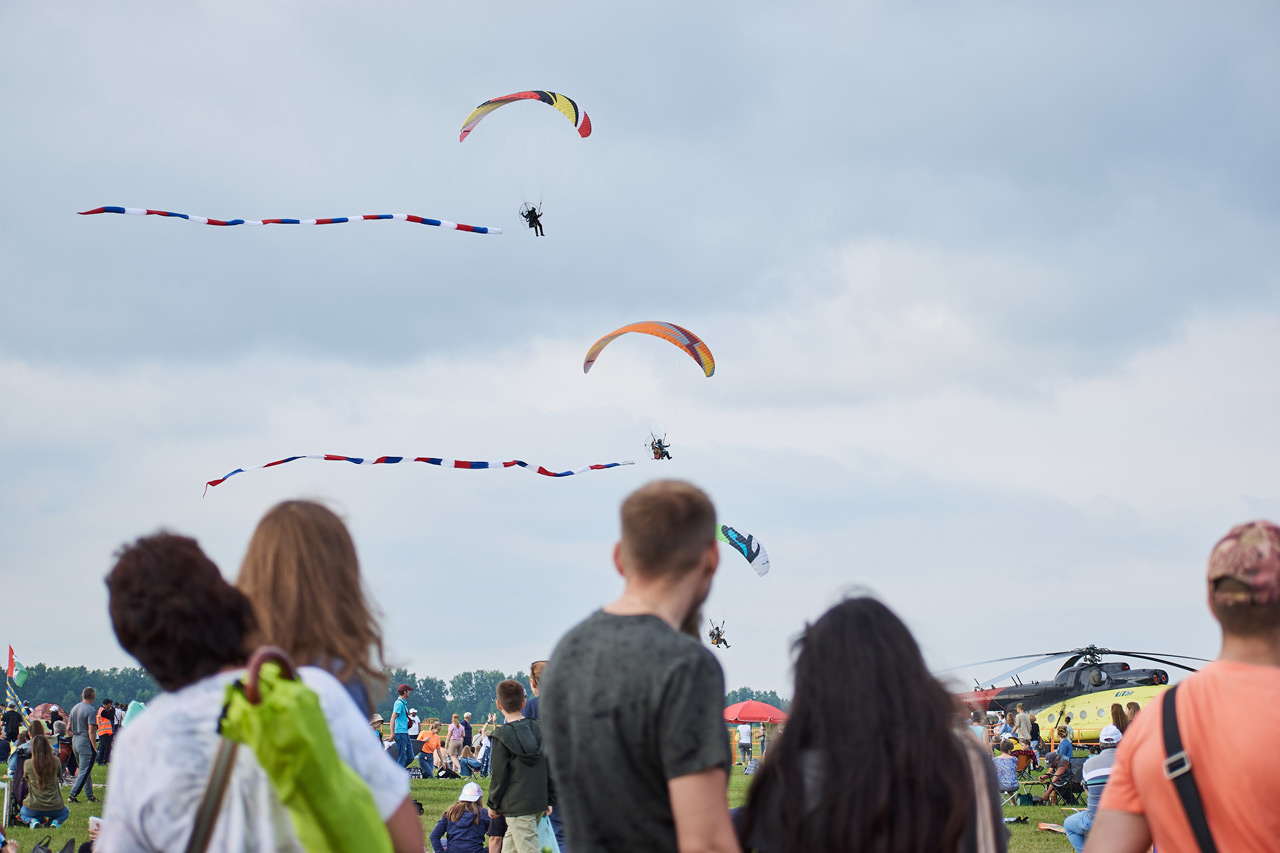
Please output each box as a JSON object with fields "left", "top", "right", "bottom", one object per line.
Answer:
{"left": 412, "top": 764, "right": 1075, "bottom": 852}
{"left": 2, "top": 763, "right": 105, "bottom": 850}
{"left": 2, "top": 757, "right": 1075, "bottom": 851}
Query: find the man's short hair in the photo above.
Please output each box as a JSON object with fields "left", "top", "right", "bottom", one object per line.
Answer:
{"left": 106, "top": 533, "right": 256, "bottom": 692}
{"left": 82, "top": 688, "right": 95, "bottom": 702}
{"left": 620, "top": 480, "right": 716, "bottom": 579}
{"left": 496, "top": 679, "right": 526, "bottom": 713}
{"left": 1211, "top": 577, "right": 1280, "bottom": 636}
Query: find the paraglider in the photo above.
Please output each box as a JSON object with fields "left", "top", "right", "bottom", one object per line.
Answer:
{"left": 650, "top": 434, "right": 672, "bottom": 461}
{"left": 78, "top": 207, "right": 501, "bottom": 234}
{"left": 459, "top": 90, "right": 592, "bottom": 143}
{"left": 582, "top": 322, "right": 715, "bottom": 377}
{"left": 709, "top": 620, "right": 731, "bottom": 650}
{"left": 459, "top": 90, "right": 591, "bottom": 223}
{"left": 520, "top": 203, "right": 545, "bottom": 236}
{"left": 716, "top": 525, "right": 770, "bottom": 577}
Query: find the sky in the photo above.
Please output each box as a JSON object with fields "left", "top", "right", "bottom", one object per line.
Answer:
{"left": 2, "top": 2, "right": 1278, "bottom": 700}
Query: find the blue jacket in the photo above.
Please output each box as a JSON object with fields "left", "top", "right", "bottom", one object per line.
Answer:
{"left": 430, "top": 807, "right": 490, "bottom": 853}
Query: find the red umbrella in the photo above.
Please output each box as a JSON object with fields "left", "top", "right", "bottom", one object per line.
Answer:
{"left": 724, "top": 699, "right": 788, "bottom": 723}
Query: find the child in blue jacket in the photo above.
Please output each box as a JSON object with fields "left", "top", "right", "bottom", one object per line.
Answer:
{"left": 431, "top": 782, "right": 491, "bottom": 853}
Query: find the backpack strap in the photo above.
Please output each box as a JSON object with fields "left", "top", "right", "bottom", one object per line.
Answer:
{"left": 1161, "top": 683, "right": 1218, "bottom": 853}
{"left": 184, "top": 738, "right": 240, "bottom": 853}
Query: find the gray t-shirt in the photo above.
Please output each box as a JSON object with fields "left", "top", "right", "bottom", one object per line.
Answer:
{"left": 542, "top": 610, "right": 732, "bottom": 853}
{"left": 68, "top": 701, "right": 96, "bottom": 739}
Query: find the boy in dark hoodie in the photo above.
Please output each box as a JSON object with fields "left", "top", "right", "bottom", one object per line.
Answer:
{"left": 486, "top": 679, "right": 552, "bottom": 853}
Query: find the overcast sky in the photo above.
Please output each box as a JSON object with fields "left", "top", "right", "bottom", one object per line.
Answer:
{"left": 3, "top": 2, "right": 1278, "bottom": 699}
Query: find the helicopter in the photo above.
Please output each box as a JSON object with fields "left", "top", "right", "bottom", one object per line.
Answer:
{"left": 946, "top": 645, "right": 1208, "bottom": 739}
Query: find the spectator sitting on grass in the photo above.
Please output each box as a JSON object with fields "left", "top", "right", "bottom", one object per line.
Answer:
{"left": 431, "top": 782, "right": 490, "bottom": 853}
{"left": 20, "top": 720, "right": 68, "bottom": 829}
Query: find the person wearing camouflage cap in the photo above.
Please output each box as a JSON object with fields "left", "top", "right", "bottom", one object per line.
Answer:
{"left": 1088, "top": 520, "right": 1280, "bottom": 853}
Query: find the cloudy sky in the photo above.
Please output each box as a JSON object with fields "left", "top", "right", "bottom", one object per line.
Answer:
{"left": 3, "top": 2, "right": 1278, "bottom": 699}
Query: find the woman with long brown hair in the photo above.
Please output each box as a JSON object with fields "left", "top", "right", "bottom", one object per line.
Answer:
{"left": 237, "top": 500, "right": 387, "bottom": 716}
{"left": 20, "top": 720, "right": 68, "bottom": 828}
{"left": 737, "top": 596, "right": 1005, "bottom": 852}
{"left": 1110, "top": 703, "right": 1130, "bottom": 734}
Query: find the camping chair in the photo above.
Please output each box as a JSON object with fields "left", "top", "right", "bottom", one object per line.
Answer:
{"left": 1049, "top": 757, "right": 1087, "bottom": 807}
{"left": 1013, "top": 749, "right": 1038, "bottom": 782}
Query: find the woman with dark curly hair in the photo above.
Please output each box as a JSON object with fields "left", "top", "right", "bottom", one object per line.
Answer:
{"left": 736, "top": 596, "right": 1005, "bottom": 853}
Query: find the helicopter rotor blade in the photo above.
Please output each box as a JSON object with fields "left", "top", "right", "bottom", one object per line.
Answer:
{"left": 1106, "top": 650, "right": 1210, "bottom": 663}
{"left": 1057, "top": 654, "right": 1085, "bottom": 674}
{"left": 981, "top": 653, "right": 1078, "bottom": 686}
{"left": 936, "top": 652, "right": 1074, "bottom": 674}
{"left": 1105, "top": 652, "right": 1203, "bottom": 674}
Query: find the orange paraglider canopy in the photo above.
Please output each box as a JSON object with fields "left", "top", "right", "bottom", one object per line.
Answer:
{"left": 582, "top": 321, "right": 715, "bottom": 377}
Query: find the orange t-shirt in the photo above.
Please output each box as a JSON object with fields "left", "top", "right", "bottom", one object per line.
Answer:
{"left": 417, "top": 731, "right": 441, "bottom": 752}
{"left": 1100, "top": 660, "right": 1280, "bottom": 852}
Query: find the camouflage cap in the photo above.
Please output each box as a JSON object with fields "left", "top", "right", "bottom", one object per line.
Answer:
{"left": 1208, "top": 520, "right": 1280, "bottom": 606}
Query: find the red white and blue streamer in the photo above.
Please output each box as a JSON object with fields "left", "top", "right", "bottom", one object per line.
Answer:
{"left": 79, "top": 206, "right": 501, "bottom": 234}
{"left": 204, "top": 454, "right": 634, "bottom": 494}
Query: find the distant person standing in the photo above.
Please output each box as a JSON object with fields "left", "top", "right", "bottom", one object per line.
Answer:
{"left": 2, "top": 702, "right": 21, "bottom": 743}
{"left": 391, "top": 684, "right": 413, "bottom": 768}
{"left": 487, "top": 680, "right": 551, "bottom": 853}
{"left": 1015, "top": 703, "right": 1032, "bottom": 745}
{"left": 522, "top": 660, "right": 567, "bottom": 852}
{"left": 736, "top": 722, "right": 753, "bottom": 765}
{"left": 1087, "top": 520, "right": 1280, "bottom": 852}
{"left": 67, "top": 686, "right": 98, "bottom": 803}
{"left": 95, "top": 698, "right": 115, "bottom": 766}
{"left": 542, "top": 480, "right": 737, "bottom": 853}
{"left": 462, "top": 712, "right": 473, "bottom": 749}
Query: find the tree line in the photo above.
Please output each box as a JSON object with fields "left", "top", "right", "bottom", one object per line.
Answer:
{"left": 15, "top": 663, "right": 789, "bottom": 722}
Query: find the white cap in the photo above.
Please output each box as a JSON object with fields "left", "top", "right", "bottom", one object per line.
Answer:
{"left": 459, "top": 782, "right": 483, "bottom": 802}
{"left": 1099, "top": 724, "right": 1123, "bottom": 744}
{"left": 409, "top": 709, "right": 419, "bottom": 716}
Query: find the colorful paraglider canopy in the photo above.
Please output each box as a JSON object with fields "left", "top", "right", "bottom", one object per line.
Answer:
{"left": 716, "top": 525, "right": 770, "bottom": 577}
{"left": 583, "top": 321, "right": 715, "bottom": 377}
{"left": 723, "top": 699, "right": 788, "bottom": 723}
{"left": 459, "top": 91, "right": 592, "bottom": 142}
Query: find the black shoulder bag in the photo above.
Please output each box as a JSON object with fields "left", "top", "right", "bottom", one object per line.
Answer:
{"left": 1162, "top": 683, "right": 1218, "bottom": 853}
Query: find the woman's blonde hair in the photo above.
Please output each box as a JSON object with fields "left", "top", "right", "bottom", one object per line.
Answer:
{"left": 530, "top": 660, "right": 548, "bottom": 689}
{"left": 27, "top": 720, "right": 58, "bottom": 790}
{"left": 451, "top": 713, "right": 459, "bottom": 724}
{"left": 237, "top": 500, "right": 386, "bottom": 692}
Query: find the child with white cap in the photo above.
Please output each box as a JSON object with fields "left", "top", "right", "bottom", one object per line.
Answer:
{"left": 430, "top": 781, "right": 491, "bottom": 853}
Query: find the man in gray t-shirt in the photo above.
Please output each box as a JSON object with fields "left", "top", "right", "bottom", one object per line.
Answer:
{"left": 68, "top": 686, "right": 99, "bottom": 802}
{"left": 543, "top": 480, "right": 737, "bottom": 853}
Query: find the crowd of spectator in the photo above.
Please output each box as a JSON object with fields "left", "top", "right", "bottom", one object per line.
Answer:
{"left": 2, "top": 486, "right": 1277, "bottom": 853}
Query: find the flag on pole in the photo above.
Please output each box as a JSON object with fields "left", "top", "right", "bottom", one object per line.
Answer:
{"left": 6, "top": 679, "right": 25, "bottom": 720}
{"left": 7, "top": 646, "right": 27, "bottom": 687}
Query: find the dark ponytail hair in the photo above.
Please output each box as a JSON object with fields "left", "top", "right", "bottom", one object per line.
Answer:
{"left": 739, "top": 596, "right": 975, "bottom": 852}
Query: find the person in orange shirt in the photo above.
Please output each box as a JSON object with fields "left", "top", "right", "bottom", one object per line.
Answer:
{"left": 417, "top": 720, "right": 443, "bottom": 778}
{"left": 1087, "top": 520, "right": 1280, "bottom": 853}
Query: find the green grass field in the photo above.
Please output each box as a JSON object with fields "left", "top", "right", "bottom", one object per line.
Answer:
{"left": 3, "top": 761, "right": 1075, "bottom": 851}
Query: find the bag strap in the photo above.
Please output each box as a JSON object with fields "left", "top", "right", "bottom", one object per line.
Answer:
{"left": 184, "top": 738, "right": 240, "bottom": 853}
{"left": 1161, "top": 683, "right": 1218, "bottom": 853}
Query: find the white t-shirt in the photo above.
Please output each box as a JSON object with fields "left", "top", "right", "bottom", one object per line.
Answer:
{"left": 97, "top": 667, "right": 407, "bottom": 853}
{"left": 737, "top": 723, "right": 752, "bottom": 744}
{"left": 408, "top": 717, "right": 420, "bottom": 737}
